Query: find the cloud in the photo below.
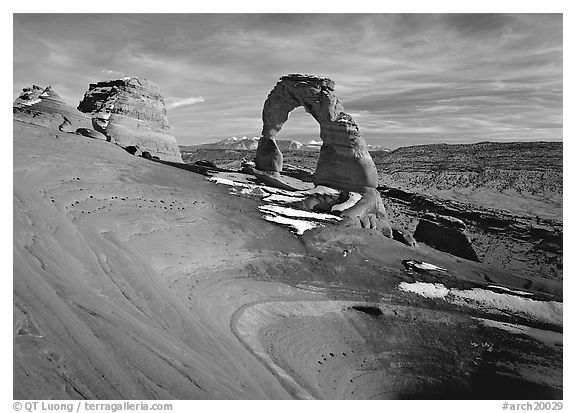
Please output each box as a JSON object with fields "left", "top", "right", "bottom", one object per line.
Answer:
{"left": 165, "top": 96, "right": 205, "bottom": 109}
{"left": 13, "top": 13, "right": 562, "bottom": 147}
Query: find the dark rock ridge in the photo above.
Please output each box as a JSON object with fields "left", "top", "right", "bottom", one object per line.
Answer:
{"left": 413, "top": 213, "right": 480, "bottom": 262}
{"left": 77, "top": 77, "right": 182, "bottom": 162}
{"left": 13, "top": 85, "right": 106, "bottom": 140}
{"left": 256, "top": 74, "right": 379, "bottom": 192}
{"left": 379, "top": 185, "right": 562, "bottom": 280}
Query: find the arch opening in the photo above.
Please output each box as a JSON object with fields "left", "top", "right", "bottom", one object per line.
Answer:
{"left": 274, "top": 106, "right": 321, "bottom": 145}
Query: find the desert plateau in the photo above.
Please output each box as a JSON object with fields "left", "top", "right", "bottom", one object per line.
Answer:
{"left": 13, "top": 13, "right": 563, "bottom": 402}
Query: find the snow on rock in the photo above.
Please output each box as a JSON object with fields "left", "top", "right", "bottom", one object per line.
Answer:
{"left": 17, "top": 98, "right": 42, "bottom": 107}
{"left": 263, "top": 194, "right": 305, "bottom": 204}
{"left": 451, "top": 287, "right": 562, "bottom": 326}
{"left": 473, "top": 318, "right": 562, "bottom": 346}
{"left": 399, "top": 281, "right": 562, "bottom": 327}
{"left": 331, "top": 192, "right": 362, "bottom": 212}
{"left": 234, "top": 187, "right": 268, "bottom": 197}
{"left": 398, "top": 282, "right": 450, "bottom": 298}
{"left": 208, "top": 173, "right": 342, "bottom": 235}
{"left": 262, "top": 214, "right": 319, "bottom": 235}
{"left": 259, "top": 205, "right": 342, "bottom": 222}
{"left": 403, "top": 260, "right": 448, "bottom": 272}
{"left": 487, "top": 285, "right": 534, "bottom": 296}
{"left": 209, "top": 176, "right": 247, "bottom": 187}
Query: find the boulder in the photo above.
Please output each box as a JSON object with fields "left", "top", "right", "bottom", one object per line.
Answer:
{"left": 124, "top": 146, "right": 138, "bottom": 155}
{"left": 256, "top": 74, "right": 379, "bottom": 192}
{"left": 76, "top": 128, "right": 107, "bottom": 140}
{"left": 413, "top": 213, "right": 480, "bottom": 261}
{"left": 141, "top": 151, "right": 152, "bottom": 159}
{"left": 391, "top": 225, "right": 418, "bottom": 247}
{"left": 77, "top": 77, "right": 183, "bottom": 162}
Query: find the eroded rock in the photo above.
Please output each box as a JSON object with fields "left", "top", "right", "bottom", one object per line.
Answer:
{"left": 77, "top": 77, "right": 182, "bottom": 162}
{"left": 256, "top": 74, "right": 379, "bottom": 192}
{"left": 75, "top": 128, "right": 107, "bottom": 140}
{"left": 124, "top": 146, "right": 138, "bottom": 155}
{"left": 414, "top": 213, "right": 480, "bottom": 261}
{"left": 338, "top": 188, "right": 393, "bottom": 236}
{"left": 391, "top": 225, "right": 418, "bottom": 247}
{"left": 13, "top": 85, "right": 101, "bottom": 137}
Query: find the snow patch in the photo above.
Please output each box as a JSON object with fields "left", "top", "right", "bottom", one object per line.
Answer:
{"left": 399, "top": 282, "right": 450, "bottom": 298}
{"left": 451, "top": 288, "right": 562, "bottom": 326}
{"left": 18, "top": 98, "right": 42, "bottom": 107}
{"left": 404, "top": 260, "right": 447, "bottom": 272}
{"left": 263, "top": 194, "right": 304, "bottom": 204}
{"left": 473, "top": 318, "right": 562, "bottom": 346}
{"left": 487, "top": 285, "right": 533, "bottom": 296}
{"left": 262, "top": 215, "right": 319, "bottom": 235}
{"left": 259, "top": 205, "right": 342, "bottom": 222}
{"left": 207, "top": 173, "right": 343, "bottom": 235}
{"left": 331, "top": 192, "right": 362, "bottom": 212}
{"left": 398, "top": 281, "right": 562, "bottom": 327}
{"left": 209, "top": 176, "right": 254, "bottom": 189}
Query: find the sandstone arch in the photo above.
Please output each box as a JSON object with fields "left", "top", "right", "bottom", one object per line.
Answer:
{"left": 256, "top": 74, "right": 379, "bottom": 192}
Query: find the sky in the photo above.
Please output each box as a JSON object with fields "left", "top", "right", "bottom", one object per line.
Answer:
{"left": 13, "top": 13, "right": 563, "bottom": 148}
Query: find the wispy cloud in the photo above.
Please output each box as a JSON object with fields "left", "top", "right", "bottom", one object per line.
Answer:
{"left": 13, "top": 13, "right": 562, "bottom": 148}
{"left": 165, "top": 96, "right": 205, "bottom": 109}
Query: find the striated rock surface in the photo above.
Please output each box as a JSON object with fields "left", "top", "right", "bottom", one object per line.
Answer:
{"left": 413, "top": 213, "right": 480, "bottom": 262}
{"left": 256, "top": 74, "right": 379, "bottom": 192}
{"left": 78, "top": 77, "right": 182, "bottom": 162}
{"left": 13, "top": 85, "right": 106, "bottom": 139}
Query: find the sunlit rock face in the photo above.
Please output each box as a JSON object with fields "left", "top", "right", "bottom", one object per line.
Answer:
{"left": 77, "top": 77, "right": 183, "bottom": 162}
{"left": 256, "top": 74, "right": 379, "bottom": 192}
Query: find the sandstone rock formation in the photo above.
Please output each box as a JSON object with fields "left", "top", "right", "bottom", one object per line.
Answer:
{"left": 77, "top": 77, "right": 182, "bottom": 162}
{"left": 337, "top": 188, "right": 392, "bottom": 236}
{"left": 13, "top": 85, "right": 106, "bottom": 139}
{"left": 413, "top": 213, "right": 480, "bottom": 261}
{"left": 391, "top": 225, "right": 418, "bottom": 247}
{"left": 256, "top": 74, "right": 378, "bottom": 192}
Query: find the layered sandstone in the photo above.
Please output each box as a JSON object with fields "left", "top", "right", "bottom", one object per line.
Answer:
{"left": 78, "top": 77, "right": 182, "bottom": 162}
{"left": 13, "top": 85, "right": 105, "bottom": 138}
{"left": 256, "top": 74, "right": 378, "bottom": 192}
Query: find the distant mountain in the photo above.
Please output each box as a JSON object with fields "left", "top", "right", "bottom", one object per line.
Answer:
{"left": 366, "top": 144, "right": 389, "bottom": 152}
{"left": 184, "top": 136, "right": 320, "bottom": 151}
{"left": 193, "top": 136, "right": 260, "bottom": 150}
{"left": 181, "top": 136, "right": 389, "bottom": 152}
